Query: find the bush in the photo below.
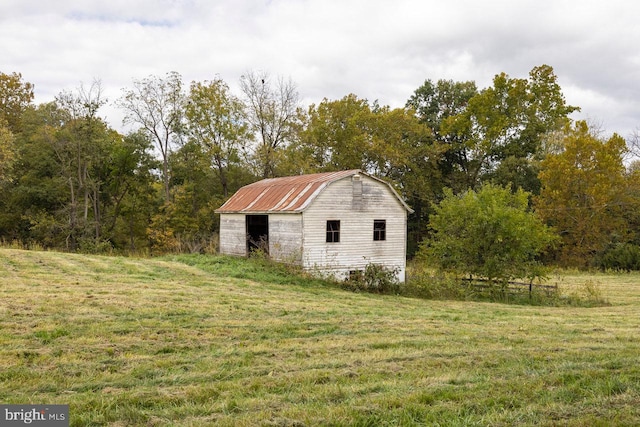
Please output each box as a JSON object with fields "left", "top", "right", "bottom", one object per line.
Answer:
{"left": 598, "top": 243, "right": 640, "bottom": 271}
{"left": 418, "top": 183, "right": 558, "bottom": 285}
{"left": 405, "top": 261, "right": 565, "bottom": 306}
{"left": 404, "top": 263, "right": 467, "bottom": 300}
{"left": 78, "top": 237, "right": 114, "bottom": 254}
{"left": 343, "top": 263, "right": 400, "bottom": 294}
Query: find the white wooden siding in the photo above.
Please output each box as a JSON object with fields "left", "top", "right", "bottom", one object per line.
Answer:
{"left": 301, "top": 175, "right": 408, "bottom": 282}
{"left": 219, "top": 213, "right": 304, "bottom": 262}
{"left": 218, "top": 214, "right": 247, "bottom": 256}
{"left": 218, "top": 174, "right": 409, "bottom": 282}
{"left": 268, "top": 213, "right": 303, "bottom": 263}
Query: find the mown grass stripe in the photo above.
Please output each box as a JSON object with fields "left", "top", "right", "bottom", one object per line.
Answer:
{"left": 0, "top": 249, "right": 639, "bottom": 426}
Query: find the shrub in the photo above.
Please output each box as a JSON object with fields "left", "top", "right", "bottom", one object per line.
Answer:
{"left": 343, "top": 263, "right": 400, "bottom": 294}
{"left": 407, "top": 275, "right": 467, "bottom": 300}
{"left": 418, "top": 183, "right": 558, "bottom": 285}
{"left": 405, "top": 260, "right": 565, "bottom": 306}
{"left": 78, "top": 237, "right": 114, "bottom": 254}
{"left": 598, "top": 243, "right": 640, "bottom": 271}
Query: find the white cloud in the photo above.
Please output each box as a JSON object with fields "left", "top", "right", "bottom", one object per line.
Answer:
{"left": 2, "top": 0, "right": 639, "bottom": 138}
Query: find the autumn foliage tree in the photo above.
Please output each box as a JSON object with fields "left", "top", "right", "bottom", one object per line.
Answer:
{"left": 294, "top": 94, "right": 375, "bottom": 172}
{"left": 535, "top": 121, "right": 628, "bottom": 266}
{"left": 0, "top": 72, "right": 34, "bottom": 133}
{"left": 0, "top": 119, "right": 15, "bottom": 184}
{"left": 185, "top": 78, "right": 250, "bottom": 198}
{"left": 2, "top": 64, "right": 637, "bottom": 266}
{"left": 0, "top": 72, "right": 33, "bottom": 185}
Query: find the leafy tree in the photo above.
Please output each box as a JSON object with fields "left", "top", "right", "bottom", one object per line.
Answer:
{"left": 0, "top": 93, "right": 158, "bottom": 253}
{"left": 596, "top": 161, "right": 640, "bottom": 271}
{"left": 53, "top": 81, "right": 111, "bottom": 249}
{"left": 406, "top": 79, "right": 477, "bottom": 192}
{"left": 240, "top": 70, "right": 300, "bottom": 178}
{"left": 625, "top": 161, "right": 640, "bottom": 246}
{"left": 0, "top": 72, "right": 33, "bottom": 185}
{"left": 535, "top": 121, "right": 628, "bottom": 266}
{"left": 117, "top": 71, "right": 185, "bottom": 201}
{"left": 153, "top": 138, "right": 222, "bottom": 253}
{"left": 185, "top": 78, "right": 250, "bottom": 197}
{"left": 294, "top": 94, "right": 373, "bottom": 172}
{"left": 0, "top": 72, "right": 34, "bottom": 133}
{"left": 407, "top": 79, "right": 478, "bottom": 139}
{"left": 368, "top": 104, "right": 444, "bottom": 256}
{"left": 0, "top": 103, "right": 69, "bottom": 246}
{"left": 294, "top": 94, "right": 437, "bottom": 176}
{"left": 147, "top": 183, "right": 220, "bottom": 254}
{"left": 89, "top": 128, "right": 160, "bottom": 253}
{"left": 160, "top": 78, "right": 258, "bottom": 254}
{"left": 419, "top": 183, "right": 558, "bottom": 284}
{"left": 441, "top": 65, "right": 578, "bottom": 193}
{"left": 88, "top": 128, "right": 156, "bottom": 253}
{"left": 0, "top": 119, "right": 15, "bottom": 183}
{"left": 368, "top": 104, "right": 441, "bottom": 184}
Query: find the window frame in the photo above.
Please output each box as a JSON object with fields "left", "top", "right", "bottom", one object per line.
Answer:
{"left": 326, "top": 220, "right": 340, "bottom": 243}
{"left": 373, "top": 219, "right": 386, "bottom": 241}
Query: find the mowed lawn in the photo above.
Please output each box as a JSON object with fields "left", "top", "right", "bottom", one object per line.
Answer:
{"left": 1, "top": 249, "right": 639, "bottom": 426}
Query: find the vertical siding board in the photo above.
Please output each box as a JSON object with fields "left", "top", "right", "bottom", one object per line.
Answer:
{"left": 219, "top": 214, "right": 247, "bottom": 256}
{"left": 301, "top": 176, "right": 408, "bottom": 281}
{"left": 268, "top": 213, "right": 303, "bottom": 263}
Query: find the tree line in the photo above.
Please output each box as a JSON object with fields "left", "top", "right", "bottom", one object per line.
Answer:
{"left": 0, "top": 66, "right": 639, "bottom": 269}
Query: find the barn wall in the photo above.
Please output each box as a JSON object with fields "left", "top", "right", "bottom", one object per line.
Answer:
{"left": 301, "top": 175, "right": 408, "bottom": 282}
{"left": 218, "top": 213, "right": 304, "bottom": 261}
{"left": 218, "top": 213, "right": 247, "bottom": 256}
{"left": 268, "top": 213, "right": 303, "bottom": 263}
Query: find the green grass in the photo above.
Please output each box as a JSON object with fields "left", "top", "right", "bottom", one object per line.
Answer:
{"left": 1, "top": 249, "right": 639, "bottom": 426}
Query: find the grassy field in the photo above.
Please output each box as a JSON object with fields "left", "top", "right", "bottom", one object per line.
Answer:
{"left": 0, "top": 249, "right": 639, "bottom": 426}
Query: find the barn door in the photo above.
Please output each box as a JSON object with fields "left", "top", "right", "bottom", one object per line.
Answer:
{"left": 246, "top": 215, "right": 269, "bottom": 255}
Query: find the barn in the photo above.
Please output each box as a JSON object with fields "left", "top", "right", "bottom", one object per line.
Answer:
{"left": 215, "top": 169, "right": 413, "bottom": 282}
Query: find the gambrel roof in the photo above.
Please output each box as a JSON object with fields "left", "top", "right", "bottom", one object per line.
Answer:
{"left": 215, "top": 169, "right": 412, "bottom": 214}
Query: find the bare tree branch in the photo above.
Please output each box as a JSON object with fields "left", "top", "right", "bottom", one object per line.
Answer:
{"left": 116, "top": 72, "right": 185, "bottom": 201}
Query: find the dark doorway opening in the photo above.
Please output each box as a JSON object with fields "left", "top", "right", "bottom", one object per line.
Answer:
{"left": 246, "top": 215, "right": 269, "bottom": 255}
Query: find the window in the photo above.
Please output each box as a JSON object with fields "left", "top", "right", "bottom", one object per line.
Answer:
{"left": 373, "top": 220, "right": 386, "bottom": 241}
{"left": 326, "top": 220, "right": 340, "bottom": 243}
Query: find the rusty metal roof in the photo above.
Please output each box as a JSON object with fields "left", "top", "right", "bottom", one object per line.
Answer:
{"left": 216, "top": 169, "right": 412, "bottom": 214}
{"left": 216, "top": 170, "right": 360, "bottom": 213}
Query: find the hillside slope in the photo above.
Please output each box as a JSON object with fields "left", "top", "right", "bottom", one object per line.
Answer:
{"left": 1, "top": 249, "right": 639, "bottom": 426}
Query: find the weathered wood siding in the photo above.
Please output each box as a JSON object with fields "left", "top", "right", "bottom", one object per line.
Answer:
{"left": 218, "top": 174, "right": 409, "bottom": 282}
{"left": 218, "top": 213, "right": 247, "bottom": 256}
{"left": 219, "top": 213, "right": 304, "bottom": 261}
{"left": 268, "top": 213, "right": 303, "bottom": 263}
{"left": 301, "top": 175, "right": 408, "bottom": 282}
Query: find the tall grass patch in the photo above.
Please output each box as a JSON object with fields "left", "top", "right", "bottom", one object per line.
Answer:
{"left": 405, "top": 261, "right": 609, "bottom": 306}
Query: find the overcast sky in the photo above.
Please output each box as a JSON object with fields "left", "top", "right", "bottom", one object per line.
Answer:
{"left": 2, "top": 0, "right": 639, "bottom": 140}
